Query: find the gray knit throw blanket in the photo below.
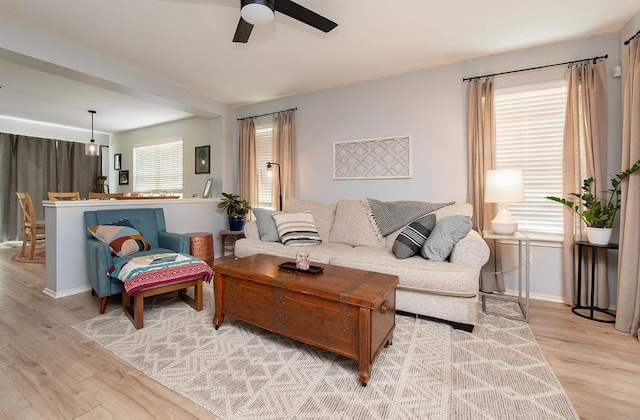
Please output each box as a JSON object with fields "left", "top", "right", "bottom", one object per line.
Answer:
{"left": 363, "top": 198, "right": 454, "bottom": 239}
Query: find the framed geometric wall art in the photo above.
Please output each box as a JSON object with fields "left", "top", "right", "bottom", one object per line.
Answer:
{"left": 333, "top": 135, "right": 411, "bottom": 180}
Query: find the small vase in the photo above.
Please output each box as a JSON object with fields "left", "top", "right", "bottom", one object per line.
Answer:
{"left": 586, "top": 227, "right": 612, "bottom": 245}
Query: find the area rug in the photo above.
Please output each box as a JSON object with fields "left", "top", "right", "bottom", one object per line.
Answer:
{"left": 1, "top": 241, "right": 46, "bottom": 264}
{"left": 73, "top": 291, "right": 578, "bottom": 420}
{"left": 10, "top": 249, "right": 46, "bottom": 264}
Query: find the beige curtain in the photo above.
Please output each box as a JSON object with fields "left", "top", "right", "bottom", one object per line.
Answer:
{"left": 616, "top": 38, "right": 640, "bottom": 337}
{"left": 237, "top": 118, "right": 258, "bottom": 209}
{"left": 561, "top": 60, "right": 608, "bottom": 307}
{"left": 466, "top": 78, "right": 504, "bottom": 293}
{"left": 273, "top": 110, "right": 296, "bottom": 210}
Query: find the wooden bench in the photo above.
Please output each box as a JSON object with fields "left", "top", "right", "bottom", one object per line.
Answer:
{"left": 122, "top": 276, "right": 204, "bottom": 329}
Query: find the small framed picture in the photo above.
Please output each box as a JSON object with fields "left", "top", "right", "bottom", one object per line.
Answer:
{"left": 114, "top": 153, "right": 122, "bottom": 170}
{"left": 202, "top": 178, "right": 214, "bottom": 198}
{"left": 119, "top": 170, "right": 129, "bottom": 185}
{"left": 195, "top": 145, "right": 210, "bottom": 174}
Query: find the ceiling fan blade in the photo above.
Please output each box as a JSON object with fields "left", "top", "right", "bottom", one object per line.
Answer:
{"left": 275, "top": 0, "right": 337, "bottom": 33}
{"left": 233, "top": 17, "right": 254, "bottom": 43}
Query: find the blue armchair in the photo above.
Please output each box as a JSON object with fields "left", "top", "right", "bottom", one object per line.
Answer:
{"left": 84, "top": 208, "right": 189, "bottom": 314}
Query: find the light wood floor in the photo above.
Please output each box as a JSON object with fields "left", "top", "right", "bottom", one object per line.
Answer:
{"left": 0, "top": 245, "right": 638, "bottom": 420}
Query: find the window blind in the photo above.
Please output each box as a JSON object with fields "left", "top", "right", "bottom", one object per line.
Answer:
{"left": 133, "top": 139, "right": 183, "bottom": 192}
{"left": 256, "top": 127, "right": 274, "bottom": 209}
{"left": 495, "top": 80, "right": 566, "bottom": 235}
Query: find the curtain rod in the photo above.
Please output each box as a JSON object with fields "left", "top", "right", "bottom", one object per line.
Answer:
{"left": 624, "top": 29, "right": 640, "bottom": 45}
{"left": 462, "top": 54, "right": 608, "bottom": 82}
{"left": 237, "top": 107, "right": 297, "bottom": 121}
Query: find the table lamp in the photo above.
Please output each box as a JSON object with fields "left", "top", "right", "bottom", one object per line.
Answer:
{"left": 484, "top": 169, "right": 524, "bottom": 235}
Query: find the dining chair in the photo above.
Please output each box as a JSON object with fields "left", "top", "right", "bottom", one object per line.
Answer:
{"left": 15, "top": 192, "right": 46, "bottom": 260}
{"left": 48, "top": 192, "right": 80, "bottom": 200}
{"left": 88, "top": 192, "right": 124, "bottom": 199}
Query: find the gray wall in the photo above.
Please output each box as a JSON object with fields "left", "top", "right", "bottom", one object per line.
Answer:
{"left": 233, "top": 33, "right": 624, "bottom": 304}
{"left": 111, "top": 116, "right": 224, "bottom": 198}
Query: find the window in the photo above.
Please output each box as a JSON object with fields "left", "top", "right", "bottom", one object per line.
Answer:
{"left": 256, "top": 126, "right": 274, "bottom": 209}
{"left": 494, "top": 80, "right": 566, "bottom": 235}
{"left": 133, "top": 139, "right": 183, "bottom": 193}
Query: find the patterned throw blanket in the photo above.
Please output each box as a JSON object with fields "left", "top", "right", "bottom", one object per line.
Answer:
{"left": 108, "top": 253, "right": 214, "bottom": 295}
{"left": 363, "top": 198, "right": 454, "bottom": 239}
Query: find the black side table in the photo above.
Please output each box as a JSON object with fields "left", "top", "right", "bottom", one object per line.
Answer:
{"left": 572, "top": 241, "right": 618, "bottom": 323}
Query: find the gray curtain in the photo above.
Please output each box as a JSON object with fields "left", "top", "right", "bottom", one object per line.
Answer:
{"left": 466, "top": 77, "right": 504, "bottom": 293}
{"left": 0, "top": 133, "right": 100, "bottom": 243}
{"left": 273, "top": 110, "right": 296, "bottom": 210}
{"left": 616, "top": 37, "right": 640, "bottom": 337}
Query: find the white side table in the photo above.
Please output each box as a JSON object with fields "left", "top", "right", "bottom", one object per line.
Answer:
{"left": 482, "top": 230, "right": 530, "bottom": 322}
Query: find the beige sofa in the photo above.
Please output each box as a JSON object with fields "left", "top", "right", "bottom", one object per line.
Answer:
{"left": 234, "top": 198, "right": 490, "bottom": 330}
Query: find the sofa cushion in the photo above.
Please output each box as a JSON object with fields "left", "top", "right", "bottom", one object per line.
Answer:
{"left": 433, "top": 203, "right": 473, "bottom": 221}
{"left": 392, "top": 213, "right": 436, "bottom": 259}
{"left": 284, "top": 198, "right": 336, "bottom": 243}
{"left": 234, "top": 239, "right": 352, "bottom": 264}
{"left": 420, "top": 215, "right": 472, "bottom": 261}
{"left": 88, "top": 218, "right": 153, "bottom": 257}
{"left": 252, "top": 208, "right": 279, "bottom": 242}
{"left": 331, "top": 246, "right": 479, "bottom": 297}
{"left": 272, "top": 211, "right": 322, "bottom": 246}
{"left": 329, "top": 200, "right": 385, "bottom": 248}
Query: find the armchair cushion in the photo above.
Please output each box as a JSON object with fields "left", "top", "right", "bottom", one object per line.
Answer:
{"left": 87, "top": 218, "right": 153, "bottom": 257}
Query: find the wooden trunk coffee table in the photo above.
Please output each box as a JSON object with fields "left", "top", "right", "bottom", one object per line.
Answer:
{"left": 212, "top": 253, "right": 399, "bottom": 385}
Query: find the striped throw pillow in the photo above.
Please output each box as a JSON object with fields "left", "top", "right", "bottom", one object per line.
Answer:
{"left": 87, "top": 218, "right": 153, "bottom": 257}
{"left": 392, "top": 213, "right": 436, "bottom": 259}
{"left": 272, "top": 211, "right": 322, "bottom": 246}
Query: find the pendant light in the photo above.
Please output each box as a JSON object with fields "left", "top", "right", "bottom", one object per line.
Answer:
{"left": 85, "top": 110, "right": 100, "bottom": 156}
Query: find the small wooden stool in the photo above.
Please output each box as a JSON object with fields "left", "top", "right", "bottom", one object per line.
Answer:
{"left": 122, "top": 276, "right": 204, "bottom": 329}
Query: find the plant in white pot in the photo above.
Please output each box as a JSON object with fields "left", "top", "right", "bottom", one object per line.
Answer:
{"left": 217, "top": 192, "right": 251, "bottom": 231}
{"left": 546, "top": 159, "right": 640, "bottom": 245}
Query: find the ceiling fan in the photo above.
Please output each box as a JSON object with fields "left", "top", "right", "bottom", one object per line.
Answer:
{"left": 233, "top": 0, "right": 338, "bottom": 43}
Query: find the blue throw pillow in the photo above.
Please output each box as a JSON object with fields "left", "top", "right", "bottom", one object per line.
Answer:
{"left": 252, "top": 208, "right": 279, "bottom": 242}
{"left": 420, "top": 215, "right": 472, "bottom": 261}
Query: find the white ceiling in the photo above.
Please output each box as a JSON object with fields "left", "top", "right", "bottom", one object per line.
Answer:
{"left": 1, "top": 0, "right": 639, "bottom": 133}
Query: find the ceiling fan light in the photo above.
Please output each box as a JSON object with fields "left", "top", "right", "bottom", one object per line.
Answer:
{"left": 241, "top": 3, "right": 274, "bottom": 25}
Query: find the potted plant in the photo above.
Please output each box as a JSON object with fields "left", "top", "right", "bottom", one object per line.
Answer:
{"left": 217, "top": 192, "right": 251, "bottom": 231}
{"left": 546, "top": 159, "right": 640, "bottom": 244}
{"left": 95, "top": 174, "right": 108, "bottom": 193}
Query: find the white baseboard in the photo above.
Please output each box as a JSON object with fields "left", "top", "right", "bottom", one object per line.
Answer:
{"left": 42, "top": 285, "right": 92, "bottom": 299}
{"left": 500, "top": 289, "right": 617, "bottom": 310}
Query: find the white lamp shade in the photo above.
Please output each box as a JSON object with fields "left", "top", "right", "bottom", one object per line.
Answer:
{"left": 241, "top": 3, "right": 274, "bottom": 25}
{"left": 484, "top": 169, "right": 524, "bottom": 203}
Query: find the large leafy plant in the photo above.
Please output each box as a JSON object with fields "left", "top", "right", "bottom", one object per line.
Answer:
{"left": 546, "top": 159, "right": 640, "bottom": 228}
{"left": 217, "top": 192, "right": 251, "bottom": 217}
